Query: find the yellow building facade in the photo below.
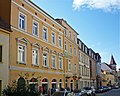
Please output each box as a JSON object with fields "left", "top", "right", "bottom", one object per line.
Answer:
{"left": 56, "top": 19, "right": 79, "bottom": 90}
{"left": 10, "top": 0, "right": 65, "bottom": 94}
{"left": 101, "top": 71, "right": 115, "bottom": 86}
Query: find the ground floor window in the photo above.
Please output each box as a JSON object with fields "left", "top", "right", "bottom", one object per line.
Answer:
{"left": 51, "top": 79, "right": 57, "bottom": 94}
{"left": 76, "top": 80, "right": 78, "bottom": 89}
{"left": 42, "top": 78, "right": 48, "bottom": 95}
{"left": 70, "top": 80, "right": 73, "bottom": 91}
{"left": 17, "top": 77, "right": 26, "bottom": 93}
{"left": 29, "top": 78, "right": 38, "bottom": 92}
{"left": 59, "top": 79, "right": 62, "bottom": 89}
{"left": 65, "top": 80, "right": 68, "bottom": 88}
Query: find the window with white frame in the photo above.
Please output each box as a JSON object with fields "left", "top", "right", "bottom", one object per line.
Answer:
{"left": 70, "top": 45, "right": 72, "bottom": 54}
{"left": 33, "top": 21, "right": 39, "bottom": 37}
{"left": 64, "top": 41, "right": 67, "bottom": 51}
{"left": 43, "top": 27, "right": 48, "bottom": 41}
{"left": 68, "top": 60, "right": 71, "bottom": 71}
{"left": 43, "top": 53, "right": 48, "bottom": 67}
{"left": 51, "top": 32, "right": 56, "bottom": 44}
{"left": 32, "top": 49, "right": 39, "bottom": 65}
{"left": 74, "top": 48, "right": 76, "bottom": 55}
{"left": 59, "top": 57, "right": 63, "bottom": 69}
{"left": 19, "top": 12, "right": 26, "bottom": 30}
{"left": 58, "top": 36, "right": 62, "bottom": 47}
{"left": 52, "top": 55, "right": 56, "bottom": 68}
{"left": 18, "top": 44, "right": 26, "bottom": 63}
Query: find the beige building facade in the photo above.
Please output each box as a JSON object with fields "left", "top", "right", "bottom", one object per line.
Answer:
{"left": 0, "top": 28, "right": 10, "bottom": 96}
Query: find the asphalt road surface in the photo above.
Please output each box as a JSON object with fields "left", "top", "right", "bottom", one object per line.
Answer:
{"left": 96, "top": 88, "right": 120, "bottom": 96}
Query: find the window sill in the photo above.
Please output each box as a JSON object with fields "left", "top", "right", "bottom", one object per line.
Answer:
{"left": 42, "top": 66, "right": 49, "bottom": 69}
{"left": 17, "top": 61, "right": 26, "bottom": 65}
{"left": 58, "top": 68, "right": 63, "bottom": 71}
{"left": 32, "top": 64, "right": 39, "bottom": 67}
{"left": 51, "top": 67, "right": 57, "bottom": 70}
{"left": 33, "top": 34, "right": 39, "bottom": 38}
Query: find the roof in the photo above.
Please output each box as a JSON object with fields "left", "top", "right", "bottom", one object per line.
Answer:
{"left": 110, "top": 55, "right": 116, "bottom": 65}
{"left": 55, "top": 18, "right": 79, "bottom": 35}
{"left": 101, "top": 62, "right": 113, "bottom": 73}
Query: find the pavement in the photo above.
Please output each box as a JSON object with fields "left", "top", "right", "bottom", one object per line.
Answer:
{"left": 96, "top": 88, "right": 120, "bottom": 96}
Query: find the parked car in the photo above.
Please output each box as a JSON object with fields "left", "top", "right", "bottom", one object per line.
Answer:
{"left": 52, "top": 91, "right": 72, "bottom": 96}
{"left": 73, "top": 89, "right": 87, "bottom": 96}
{"left": 102, "top": 86, "right": 109, "bottom": 92}
{"left": 96, "top": 86, "right": 104, "bottom": 93}
{"left": 83, "top": 87, "right": 95, "bottom": 96}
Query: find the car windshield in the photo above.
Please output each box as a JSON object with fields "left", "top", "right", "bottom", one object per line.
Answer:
{"left": 98, "top": 86, "right": 103, "bottom": 89}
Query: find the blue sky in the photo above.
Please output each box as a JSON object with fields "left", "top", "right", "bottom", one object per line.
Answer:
{"left": 32, "top": 0, "right": 120, "bottom": 69}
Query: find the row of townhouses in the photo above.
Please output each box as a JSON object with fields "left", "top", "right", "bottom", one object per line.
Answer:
{"left": 0, "top": 0, "right": 101, "bottom": 95}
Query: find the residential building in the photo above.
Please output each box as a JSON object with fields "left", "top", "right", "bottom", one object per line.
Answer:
{"left": 56, "top": 19, "right": 79, "bottom": 90}
{"left": 95, "top": 53, "right": 102, "bottom": 87}
{"left": 89, "top": 49, "right": 97, "bottom": 88}
{"left": 77, "top": 39, "right": 90, "bottom": 88}
{"left": 10, "top": 0, "right": 65, "bottom": 95}
{"left": 0, "top": 0, "right": 11, "bottom": 95}
{"left": 101, "top": 62, "right": 116, "bottom": 86}
{"left": 0, "top": 0, "right": 102, "bottom": 95}
{"left": 117, "top": 69, "right": 120, "bottom": 86}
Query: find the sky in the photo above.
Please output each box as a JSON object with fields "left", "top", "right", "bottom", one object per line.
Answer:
{"left": 32, "top": 0, "right": 120, "bottom": 70}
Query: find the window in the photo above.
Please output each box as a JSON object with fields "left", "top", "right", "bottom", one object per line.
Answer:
{"left": 74, "top": 64, "right": 77, "bottom": 73}
{"left": 70, "top": 32, "right": 72, "bottom": 39}
{"left": 64, "top": 41, "right": 67, "bottom": 51}
{"left": 43, "top": 27, "right": 48, "bottom": 41}
{"left": 52, "top": 55, "right": 56, "bottom": 68}
{"left": 58, "top": 36, "right": 62, "bottom": 47}
{"left": 32, "top": 49, "right": 39, "bottom": 66}
{"left": 70, "top": 45, "right": 72, "bottom": 54}
{"left": 19, "top": 12, "right": 26, "bottom": 30}
{"left": 0, "top": 46, "right": 2, "bottom": 62}
{"left": 74, "top": 48, "right": 76, "bottom": 55}
{"left": 51, "top": 32, "right": 55, "bottom": 44}
{"left": 43, "top": 53, "right": 48, "bottom": 67}
{"left": 74, "top": 36, "right": 76, "bottom": 42}
{"left": 59, "top": 58, "right": 63, "bottom": 69}
{"left": 78, "top": 51, "right": 80, "bottom": 62}
{"left": 33, "top": 21, "right": 39, "bottom": 36}
{"left": 18, "top": 44, "right": 26, "bottom": 63}
{"left": 68, "top": 60, "right": 71, "bottom": 71}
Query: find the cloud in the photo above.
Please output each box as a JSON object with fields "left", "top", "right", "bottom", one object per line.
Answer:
{"left": 72, "top": 0, "right": 120, "bottom": 12}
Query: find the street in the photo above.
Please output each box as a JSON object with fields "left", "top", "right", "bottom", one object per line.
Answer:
{"left": 96, "top": 88, "right": 120, "bottom": 96}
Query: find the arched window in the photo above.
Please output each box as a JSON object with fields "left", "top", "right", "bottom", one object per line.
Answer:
{"left": 29, "top": 78, "right": 38, "bottom": 92}
{"left": 17, "top": 77, "right": 26, "bottom": 93}
{"left": 59, "top": 79, "right": 62, "bottom": 88}
{"left": 42, "top": 78, "right": 48, "bottom": 94}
